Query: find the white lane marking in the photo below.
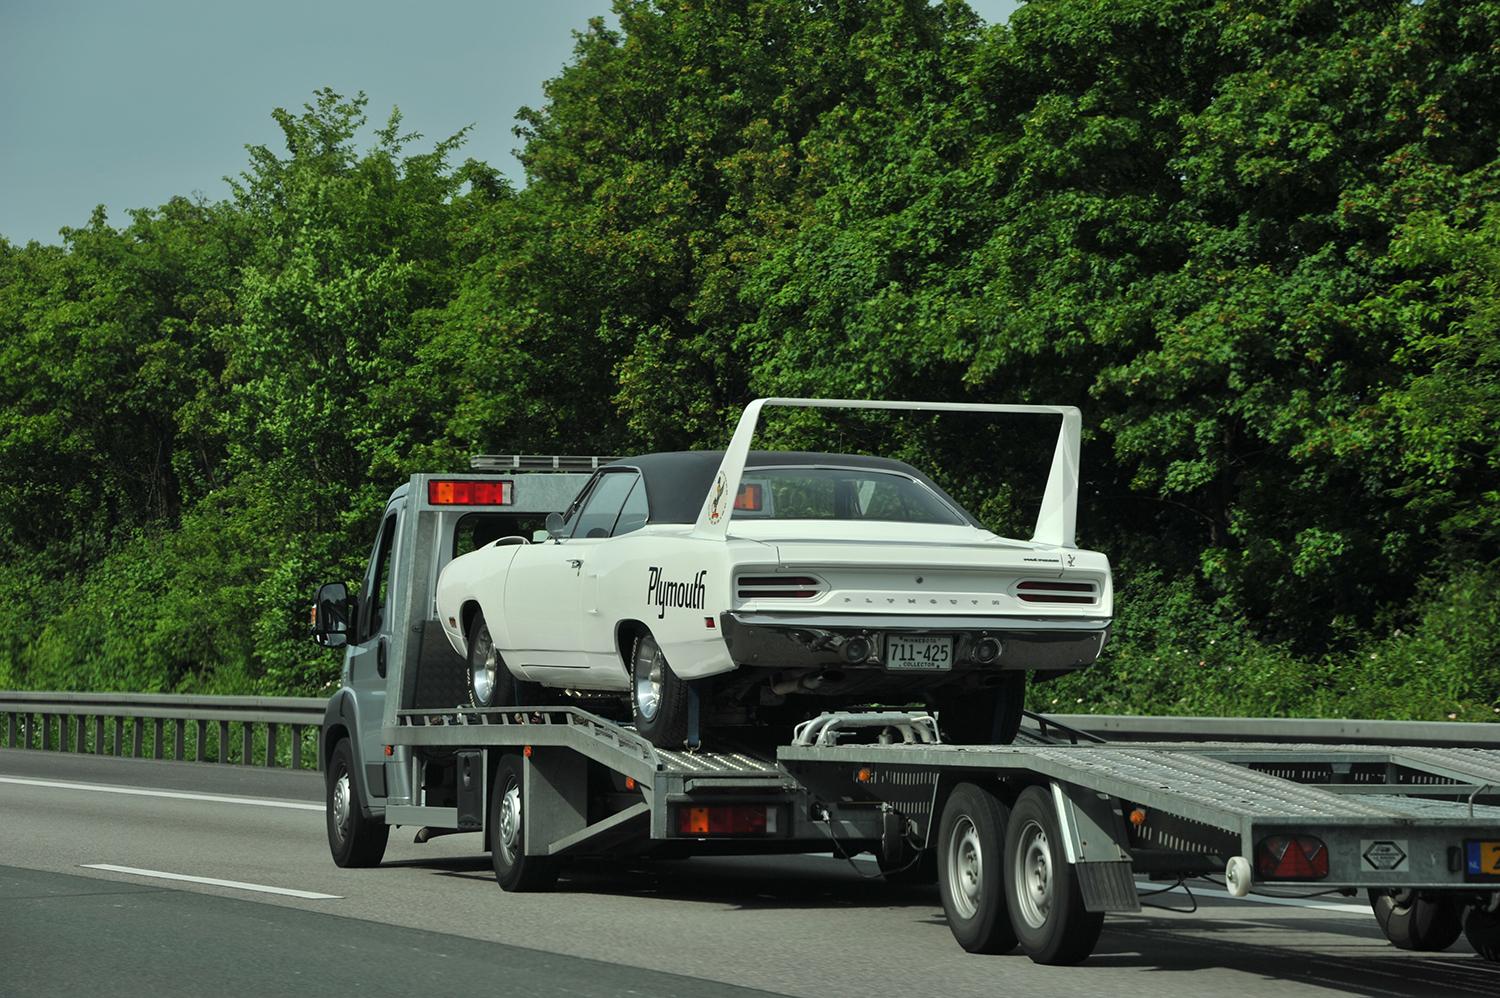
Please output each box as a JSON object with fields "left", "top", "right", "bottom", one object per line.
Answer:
{"left": 1139, "top": 880, "right": 1367, "bottom": 915}
{"left": 82, "top": 864, "right": 341, "bottom": 900}
{"left": 0, "top": 775, "right": 322, "bottom": 811}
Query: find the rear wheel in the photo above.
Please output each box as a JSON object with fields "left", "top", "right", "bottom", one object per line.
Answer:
{"left": 630, "top": 632, "right": 690, "bottom": 748}
{"left": 1463, "top": 904, "right": 1500, "bottom": 962}
{"left": 936, "top": 783, "right": 1017, "bottom": 953}
{"left": 490, "top": 754, "right": 558, "bottom": 892}
{"left": 1005, "top": 785, "right": 1104, "bottom": 965}
{"left": 1369, "top": 890, "right": 1463, "bottom": 951}
{"left": 939, "top": 672, "right": 1025, "bottom": 745}
{"left": 326, "top": 738, "right": 389, "bottom": 868}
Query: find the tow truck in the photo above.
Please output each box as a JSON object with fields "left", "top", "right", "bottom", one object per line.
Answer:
{"left": 312, "top": 456, "right": 1500, "bottom": 965}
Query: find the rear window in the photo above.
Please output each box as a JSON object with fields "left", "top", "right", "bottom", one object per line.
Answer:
{"left": 734, "top": 468, "right": 966, "bottom": 525}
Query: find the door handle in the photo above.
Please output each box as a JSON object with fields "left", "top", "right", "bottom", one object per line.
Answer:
{"left": 567, "top": 558, "right": 584, "bottom": 572}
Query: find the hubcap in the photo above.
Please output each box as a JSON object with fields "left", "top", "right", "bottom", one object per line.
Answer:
{"left": 633, "top": 639, "right": 663, "bottom": 722}
{"left": 472, "top": 627, "right": 498, "bottom": 706}
{"left": 497, "top": 779, "right": 522, "bottom": 865}
{"left": 1014, "top": 818, "right": 1053, "bottom": 929}
{"left": 946, "top": 815, "right": 983, "bottom": 919}
{"left": 331, "top": 770, "right": 352, "bottom": 845}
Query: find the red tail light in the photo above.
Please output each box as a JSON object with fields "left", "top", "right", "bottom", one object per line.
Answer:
{"left": 737, "top": 576, "right": 822, "bottom": 599}
{"left": 1016, "top": 580, "right": 1098, "bottom": 604}
{"left": 1255, "top": 835, "right": 1329, "bottom": 881}
{"left": 675, "top": 804, "right": 777, "bottom": 836}
{"left": 428, "top": 479, "right": 513, "bottom": 506}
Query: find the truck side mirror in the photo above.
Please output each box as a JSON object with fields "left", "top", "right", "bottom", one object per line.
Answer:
{"left": 544, "top": 511, "right": 567, "bottom": 541}
{"left": 312, "top": 582, "right": 352, "bottom": 648}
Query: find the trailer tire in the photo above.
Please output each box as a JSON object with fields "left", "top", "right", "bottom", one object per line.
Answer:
{"left": 467, "top": 611, "right": 533, "bottom": 709}
{"left": 1462, "top": 905, "right": 1500, "bottom": 962}
{"left": 936, "top": 783, "right": 1017, "bottom": 953}
{"left": 939, "top": 672, "right": 1025, "bottom": 745}
{"left": 1369, "top": 889, "right": 1462, "bottom": 951}
{"left": 326, "top": 738, "right": 389, "bottom": 868}
{"left": 491, "top": 754, "right": 558, "bottom": 892}
{"left": 629, "top": 632, "right": 690, "bottom": 748}
{"left": 1005, "top": 786, "right": 1104, "bottom": 965}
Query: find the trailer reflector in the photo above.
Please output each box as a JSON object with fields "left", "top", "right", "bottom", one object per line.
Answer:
{"left": 676, "top": 804, "right": 775, "bottom": 836}
{"left": 427, "top": 479, "right": 513, "bottom": 506}
{"left": 1255, "top": 835, "right": 1329, "bottom": 881}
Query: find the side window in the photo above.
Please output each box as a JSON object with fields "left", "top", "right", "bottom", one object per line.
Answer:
{"left": 611, "top": 477, "right": 648, "bottom": 537}
{"left": 364, "top": 512, "right": 398, "bottom": 639}
{"left": 571, "top": 472, "right": 638, "bottom": 539}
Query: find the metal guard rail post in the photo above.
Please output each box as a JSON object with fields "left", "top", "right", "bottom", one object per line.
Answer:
{"left": 0, "top": 692, "right": 327, "bottom": 770}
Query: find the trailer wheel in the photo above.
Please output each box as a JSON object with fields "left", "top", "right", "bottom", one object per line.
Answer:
{"left": 936, "top": 783, "right": 1017, "bottom": 953}
{"left": 1369, "top": 889, "right": 1462, "bottom": 951}
{"left": 326, "top": 738, "right": 389, "bottom": 868}
{"left": 490, "top": 754, "right": 558, "bottom": 892}
{"left": 468, "top": 612, "right": 533, "bottom": 709}
{"left": 629, "top": 632, "right": 690, "bottom": 748}
{"left": 1463, "top": 904, "right": 1500, "bottom": 961}
{"left": 938, "top": 672, "right": 1025, "bottom": 745}
{"left": 1004, "top": 785, "right": 1104, "bottom": 965}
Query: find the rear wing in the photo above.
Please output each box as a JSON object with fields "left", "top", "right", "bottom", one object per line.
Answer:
{"left": 690, "top": 398, "right": 1083, "bottom": 548}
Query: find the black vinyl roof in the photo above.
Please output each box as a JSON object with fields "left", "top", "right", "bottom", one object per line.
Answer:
{"left": 600, "top": 450, "right": 978, "bottom": 526}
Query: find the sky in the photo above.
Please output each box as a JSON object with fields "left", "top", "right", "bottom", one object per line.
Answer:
{"left": 0, "top": 0, "right": 1020, "bottom": 246}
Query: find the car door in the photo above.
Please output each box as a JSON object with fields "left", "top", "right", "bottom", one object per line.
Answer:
{"left": 347, "top": 502, "right": 401, "bottom": 797}
{"left": 504, "top": 470, "right": 638, "bottom": 681}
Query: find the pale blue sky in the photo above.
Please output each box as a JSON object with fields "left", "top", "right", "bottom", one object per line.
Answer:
{"left": 0, "top": 1, "right": 1019, "bottom": 245}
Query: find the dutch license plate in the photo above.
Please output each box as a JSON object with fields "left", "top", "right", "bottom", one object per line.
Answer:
{"left": 1466, "top": 841, "right": 1500, "bottom": 881}
{"left": 885, "top": 635, "right": 953, "bottom": 671}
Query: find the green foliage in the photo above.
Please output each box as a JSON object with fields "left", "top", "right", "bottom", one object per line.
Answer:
{"left": 0, "top": 1, "right": 1495, "bottom": 715}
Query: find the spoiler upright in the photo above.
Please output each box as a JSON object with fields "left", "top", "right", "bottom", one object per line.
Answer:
{"left": 690, "top": 398, "right": 1082, "bottom": 548}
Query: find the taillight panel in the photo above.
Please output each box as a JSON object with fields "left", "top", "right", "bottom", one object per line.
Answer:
{"left": 1015, "top": 579, "right": 1100, "bottom": 605}
{"left": 1255, "top": 834, "right": 1329, "bottom": 881}
{"left": 736, "top": 575, "right": 826, "bottom": 600}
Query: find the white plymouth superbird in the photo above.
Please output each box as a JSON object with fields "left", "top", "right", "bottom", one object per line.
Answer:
{"left": 436, "top": 398, "right": 1112, "bottom": 747}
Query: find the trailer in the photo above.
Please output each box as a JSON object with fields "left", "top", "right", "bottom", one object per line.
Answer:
{"left": 314, "top": 463, "right": 1500, "bottom": 965}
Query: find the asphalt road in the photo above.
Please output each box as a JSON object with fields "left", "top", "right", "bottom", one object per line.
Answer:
{"left": 2, "top": 748, "right": 1497, "bottom": 998}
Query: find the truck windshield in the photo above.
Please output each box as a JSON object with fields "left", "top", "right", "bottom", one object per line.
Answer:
{"left": 734, "top": 468, "right": 966, "bottom": 525}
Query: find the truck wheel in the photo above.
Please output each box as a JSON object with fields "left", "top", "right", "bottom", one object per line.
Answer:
{"left": 1005, "top": 785, "right": 1104, "bottom": 965}
{"left": 629, "top": 632, "right": 690, "bottom": 748}
{"left": 491, "top": 754, "right": 558, "bottom": 892}
{"left": 936, "top": 783, "right": 1018, "bottom": 953}
{"left": 939, "top": 672, "right": 1025, "bottom": 745}
{"left": 468, "top": 611, "right": 531, "bottom": 709}
{"left": 1369, "top": 889, "right": 1463, "bottom": 951}
{"left": 326, "top": 738, "right": 389, "bottom": 868}
{"left": 1463, "top": 904, "right": 1500, "bottom": 961}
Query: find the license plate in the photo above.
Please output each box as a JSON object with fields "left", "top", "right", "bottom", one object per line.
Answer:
{"left": 885, "top": 635, "right": 953, "bottom": 671}
{"left": 1466, "top": 841, "right": 1500, "bottom": 881}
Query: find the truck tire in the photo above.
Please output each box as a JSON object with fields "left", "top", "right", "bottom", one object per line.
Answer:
{"left": 468, "top": 611, "right": 533, "bottom": 709}
{"left": 1463, "top": 904, "right": 1500, "bottom": 961}
{"left": 936, "top": 782, "right": 1018, "bottom": 953}
{"left": 491, "top": 754, "right": 558, "bottom": 892}
{"left": 1369, "top": 889, "right": 1463, "bottom": 951}
{"left": 939, "top": 672, "right": 1025, "bottom": 745}
{"left": 326, "top": 738, "right": 389, "bottom": 868}
{"left": 629, "top": 632, "right": 690, "bottom": 748}
{"left": 1005, "top": 785, "right": 1104, "bottom": 965}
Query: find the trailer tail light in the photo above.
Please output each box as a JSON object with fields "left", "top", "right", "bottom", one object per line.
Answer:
{"left": 427, "top": 480, "right": 513, "bottom": 506}
{"left": 1255, "top": 835, "right": 1329, "bottom": 881}
{"left": 1016, "top": 580, "right": 1098, "bottom": 605}
{"left": 675, "top": 804, "right": 777, "bottom": 837}
{"left": 737, "top": 576, "right": 823, "bottom": 599}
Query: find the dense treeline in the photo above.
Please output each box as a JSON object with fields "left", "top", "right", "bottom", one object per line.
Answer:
{"left": 0, "top": 0, "right": 1495, "bottom": 719}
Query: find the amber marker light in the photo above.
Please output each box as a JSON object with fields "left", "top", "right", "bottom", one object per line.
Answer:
{"left": 1129, "top": 807, "right": 1147, "bottom": 827}
{"left": 523, "top": 745, "right": 533, "bottom": 758}
{"left": 855, "top": 767, "right": 875, "bottom": 784}
{"left": 625, "top": 777, "right": 637, "bottom": 790}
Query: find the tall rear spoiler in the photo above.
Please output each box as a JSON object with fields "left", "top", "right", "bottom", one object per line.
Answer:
{"left": 690, "top": 398, "right": 1082, "bottom": 548}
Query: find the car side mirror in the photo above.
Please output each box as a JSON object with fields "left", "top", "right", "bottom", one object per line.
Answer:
{"left": 531, "top": 529, "right": 551, "bottom": 543}
{"left": 544, "top": 511, "right": 567, "bottom": 541}
{"left": 312, "top": 582, "right": 351, "bottom": 649}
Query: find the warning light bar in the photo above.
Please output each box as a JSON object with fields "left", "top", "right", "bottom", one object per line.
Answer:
{"left": 427, "top": 480, "right": 514, "bottom": 506}
{"left": 675, "top": 804, "right": 778, "bottom": 837}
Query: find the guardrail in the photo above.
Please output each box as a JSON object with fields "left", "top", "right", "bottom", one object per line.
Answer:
{"left": 0, "top": 692, "right": 326, "bottom": 770}
{"left": 2, "top": 693, "right": 1496, "bottom": 771}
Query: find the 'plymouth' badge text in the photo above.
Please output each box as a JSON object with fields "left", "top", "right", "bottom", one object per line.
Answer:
{"left": 647, "top": 567, "right": 707, "bottom": 619}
